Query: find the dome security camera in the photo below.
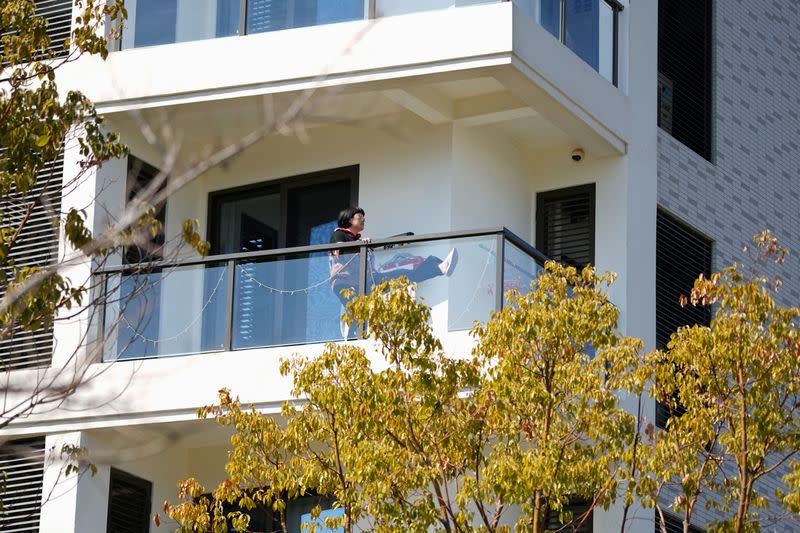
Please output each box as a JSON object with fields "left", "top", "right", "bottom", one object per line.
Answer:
{"left": 571, "top": 148, "right": 585, "bottom": 162}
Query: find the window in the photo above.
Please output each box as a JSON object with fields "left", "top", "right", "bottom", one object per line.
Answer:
{"left": 657, "top": 0, "right": 713, "bottom": 160}
{"left": 536, "top": 184, "right": 596, "bottom": 269}
{"left": 0, "top": 151, "right": 62, "bottom": 370}
{"left": 247, "top": 0, "right": 363, "bottom": 34}
{"left": 120, "top": 0, "right": 364, "bottom": 50}
{"left": 656, "top": 511, "right": 705, "bottom": 533}
{"left": 546, "top": 498, "right": 593, "bottom": 533}
{"left": 655, "top": 209, "right": 712, "bottom": 428}
{"left": 106, "top": 468, "right": 152, "bottom": 533}
{"left": 34, "top": 0, "right": 73, "bottom": 57}
{"left": 535, "top": 0, "right": 623, "bottom": 86}
{"left": 208, "top": 492, "right": 338, "bottom": 532}
{"left": 0, "top": 437, "right": 45, "bottom": 533}
{"left": 208, "top": 166, "right": 358, "bottom": 254}
{"left": 208, "top": 166, "right": 357, "bottom": 348}
{"left": 124, "top": 155, "right": 166, "bottom": 265}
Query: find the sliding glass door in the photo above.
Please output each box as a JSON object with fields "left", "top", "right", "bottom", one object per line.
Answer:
{"left": 208, "top": 167, "right": 357, "bottom": 348}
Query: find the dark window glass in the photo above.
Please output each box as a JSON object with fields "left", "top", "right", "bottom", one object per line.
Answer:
{"left": 655, "top": 209, "right": 712, "bottom": 428}
{"left": 657, "top": 0, "right": 713, "bottom": 160}
{"left": 133, "top": 0, "right": 177, "bottom": 47}
{"left": 545, "top": 498, "right": 593, "bottom": 533}
{"left": 540, "top": 0, "right": 561, "bottom": 38}
{"left": 106, "top": 469, "right": 152, "bottom": 533}
{"left": 565, "top": 0, "right": 599, "bottom": 71}
{"left": 657, "top": 511, "right": 705, "bottom": 533}
{"left": 124, "top": 156, "right": 166, "bottom": 264}
{"left": 208, "top": 167, "right": 357, "bottom": 348}
{"left": 536, "top": 184, "right": 596, "bottom": 269}
{"left": 216, "top": 0, "right": 242, "bottom": 37}
{"left": 246, "top": 0, "right": 362, "bottom": 34}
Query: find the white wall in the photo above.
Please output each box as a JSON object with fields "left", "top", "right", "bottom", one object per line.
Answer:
{"left": 451, "top": 124, "right": 531, "bottom": 239}
{"left": 166, "top": 120, "right": 454, "bottom": 248}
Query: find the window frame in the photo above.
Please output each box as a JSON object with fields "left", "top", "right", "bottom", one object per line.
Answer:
{"left": 106, "top": 467, "right": 153, "bottom": 533}
{"left": 206, "top": 165, "right": 359, "bottom": 255}
{"left": 535, "top": 183, "right": 597, "bottom": 269}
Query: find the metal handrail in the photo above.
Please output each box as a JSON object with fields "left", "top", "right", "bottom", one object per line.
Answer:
{"left": 96, "top": 227, "right": 545, "bottom": 275}
{"left": 98, "top": 227, "right": 549, "bottom": 358}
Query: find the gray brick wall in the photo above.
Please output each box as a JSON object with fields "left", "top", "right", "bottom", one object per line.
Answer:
{"left": 657, "top": 0, "right": 800, "bottom": 306}
{"left": 657, "top": 1, "right": 800, "bottom": 531}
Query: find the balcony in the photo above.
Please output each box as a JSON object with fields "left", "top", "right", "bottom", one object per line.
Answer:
{"left": 98, "top": 228, "right": 546, "bottom": 361}
{"left": 117, "top": 0, "right": 623, "bottom": 86}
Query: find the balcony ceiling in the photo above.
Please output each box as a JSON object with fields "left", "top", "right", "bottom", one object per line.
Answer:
{"left": 105, "top": 72, "right": 573, "bottom": 171}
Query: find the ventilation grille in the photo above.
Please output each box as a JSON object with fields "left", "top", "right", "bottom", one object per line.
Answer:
{"left": 35, "top": 0, "right": 73, "bottom": 57}
{"left": 0, "top": 437, "right": 45, "bottom": 533}
{"left": 536, "top": 184, "right": 596, "bottom": 269}
{"left": 657, "top": 0, "right": 712, "bottom": 160}
{"left": 107, "top": 468, "right": 152, "bottom": 533}
{"left": 656, "top": 511, "right": 705, "bottom": 533}
{"left": 545, "top": 499, "right": 593, "bottom": 533}
{"left": 0, "top": 153, "right": 63, "bottom": 371}
{"left": 655, "top": 209, "right": 712, "bottom": 428}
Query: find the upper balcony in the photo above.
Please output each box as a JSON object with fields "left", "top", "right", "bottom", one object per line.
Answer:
{"left": 58, "top": 0, "right": 632, "bottom": 158}
{"left": 118, "top": 0, "right": 624, "bottom": 87}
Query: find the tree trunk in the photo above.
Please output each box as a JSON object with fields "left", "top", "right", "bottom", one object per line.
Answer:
{"left": 531, "top": 492, "right": 543, "bottom": 533}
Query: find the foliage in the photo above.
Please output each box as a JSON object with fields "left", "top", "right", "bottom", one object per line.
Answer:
{"left": 0, "top": 0, "right": 210, "bottom": 346}
{"left": 164, "top": 262, "right": 644, "bottom": 533}
{"left": 639, "top": 231, "right": 800, "bottom": 533}
{"left": 1, "top": 0, "right": 123, "bottom": 334}
{"left": 472, "top": 263, "right": 644, "bottom": 532}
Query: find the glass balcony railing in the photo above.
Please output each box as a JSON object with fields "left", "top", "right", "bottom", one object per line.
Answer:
{"left": 98, "top": 227, "right": 546, "bottom": 361}
{"left": 117, "top": 0, "right": 622, "bottom": 86}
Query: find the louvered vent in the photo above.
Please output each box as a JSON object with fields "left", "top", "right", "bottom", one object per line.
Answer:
{"left": 656, "top": 512, "right": 705, "bottom": 533}
{"left": 107, "top": 468, "right": 152, "bottom": 533}
{"left": 657, "top": 0, "right": 712, "bottom": 160}
{"left": 536, "top": 184, "right": 595, "bottom": 269}
{"left": 655, "top": 209, "right": 712, "bottom": 428}
{"left": 0, "top": 153, "right": 63, "bottom": 371}
{"left": 35, "top": 0, "right": 73, "bottom": 57}
{"left": 0, "top": 437, "right": 45, "bottom": 533}
{"left": 545, "top": 499, "right": 593, "bottom": 533}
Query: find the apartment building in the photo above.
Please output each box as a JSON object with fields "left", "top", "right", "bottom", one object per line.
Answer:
{"left": 1, "top": 0, "right": 794, "bottom": 532}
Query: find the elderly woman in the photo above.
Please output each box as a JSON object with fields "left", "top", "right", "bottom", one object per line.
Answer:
{"left": 329, "top": 205, "right": 458, "bottom": 307}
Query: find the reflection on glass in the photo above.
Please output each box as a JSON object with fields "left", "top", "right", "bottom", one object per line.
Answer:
{"left": 103, "top": 265, "right": 228, "bottom": 360}
{"left": 503, "top": 240, "right": 543, "bottom": 307}
{"left": 598, "top": 0, "right": 614, "bottom": 82}
{"left": 538, "top": 0, "right": 561, "bottom": 38}
{"left": 368, "top": 237, "right": 497, "bottom": 332}
{"left": 121, "top": 0, "right": 241, "bottom": 50}
{"left": 247, "top": 0, "right": 364, "bottom": 34}
{"left": 233, "top": 252, "right": 354, "bottom": 349}
{"left": 531, "top": 0, "right": 616, "bottom": 84}
{"left": 564, "top": 0, "right": 599, "bottom": 70}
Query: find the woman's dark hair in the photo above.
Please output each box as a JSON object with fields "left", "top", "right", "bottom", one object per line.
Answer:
{"left": 338, "top": 206, "right": 365, "bottom": 228}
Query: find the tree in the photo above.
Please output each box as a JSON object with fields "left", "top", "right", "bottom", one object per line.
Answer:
{"left": 164, "top": 262, "right": 644, "bottom": 532}
{"left": 639, "top": 231, "right": 800, "bottom": 533}
{"left": 472, "top": 263, "right": 644, "bottom": 533}
{"left": 0, "top": 0, "right": 213, "bottom": 523}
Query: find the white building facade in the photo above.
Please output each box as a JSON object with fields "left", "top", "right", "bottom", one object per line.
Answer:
{"left": 23, "top": 0, "right": 800, "bottom": 531}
